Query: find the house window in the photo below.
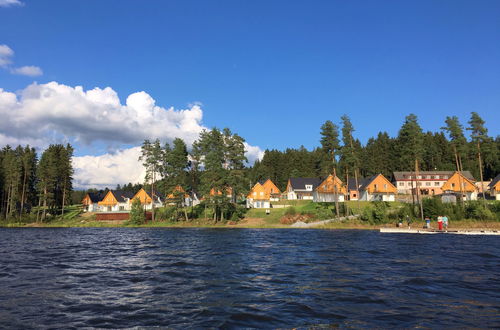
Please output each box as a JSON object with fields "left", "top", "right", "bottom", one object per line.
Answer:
{"left": 384, "top": 184, "right": 387, "bottom": 189}
{"left": 253, "top": 192, "right": 257, "bottom": 196}
{"left": 107, "top": 206, "right": 112, "bottom": 212}
{"left": 305, "top": 185, "right": 312, "bottom": 191}
{"left": 451, "top": 183, "right": 455, "bottom": 188}
{"left": 260, "top": 192, "right": 264, "bottom": 196}
{"left": 353, "top": 193, "right": 357, "bottom": 197}
{"left": 426, "top": 182, "right": 431, "bottom": 186}
{"left": 399, "top": 182, "right": 404, "bottom": 186}
{"left": 435, "top": 182, "right": 440, "bottom": 186}
{"left": 119, "top": 206, "right": 124, "bottom": 211}
{"left": 374, "top": 184, "right": 378, "bottom": 190}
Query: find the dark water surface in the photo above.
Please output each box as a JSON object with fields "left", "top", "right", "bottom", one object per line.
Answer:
{"left": 0, "top": 228, "right": 499, "bottom": 328}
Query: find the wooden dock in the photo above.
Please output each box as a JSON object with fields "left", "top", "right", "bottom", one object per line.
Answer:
{"left": 380, "top": 228, "right": 500, "bottom": 235}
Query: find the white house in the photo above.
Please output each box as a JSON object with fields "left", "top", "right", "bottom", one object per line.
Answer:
{"left": 285, "top": 178, "right": 322, "bottom": 200}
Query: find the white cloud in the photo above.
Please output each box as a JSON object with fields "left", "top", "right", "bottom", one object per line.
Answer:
{"left": 0, "top": 82, "right": 264, "bottom": 188}
{"left": 10, "top": 65, "right": 43, "bottom": 76}
{"left": 0, "top": 0, "right": 23, "bottom": 7}
{"left": 0, "top": 44, "right": 14, "bottom": 67}
{"left": 0, "top": 44, "right": 42, "bottom": 76}
{"left": 73, "top": 147, "right": 145, "bottom": 190}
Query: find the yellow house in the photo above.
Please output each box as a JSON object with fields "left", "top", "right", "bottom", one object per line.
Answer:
{"left": 98, "top": 190, "right": 134, "bottom": 212}
{"left": 81, "top": 192, "right": 104, "bottom": 212}
{"left": 441, "top": 171, "right": 477, "bottom": 201}
{"left": 488, "top": 174, "right": 500, "bottom": 200}
{"left": 131, "top": 188, "right": 164, "bottom": 209}
{"left": 313, "top": 174, "right": 347, "bottom": 202}
{"left": 358, "top": 174, "right": 397, "bottom": 202}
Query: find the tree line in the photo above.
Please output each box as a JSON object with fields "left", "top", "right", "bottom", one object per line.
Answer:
{"left": 250, "top": 112, "right": 499, "bottom": 191}
{"left": 0, "top": 144, "right": 74, "bottom": 222}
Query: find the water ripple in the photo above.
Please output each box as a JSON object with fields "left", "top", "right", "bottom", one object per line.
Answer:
{"left": 0, "top": 228, "right": 498, "bottom": 328}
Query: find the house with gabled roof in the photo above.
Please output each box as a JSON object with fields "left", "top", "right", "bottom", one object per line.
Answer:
{"left": 286, "top": 177, "right": 322, "bottom": 200}
{"left": 441, "top": 171, "right": 477, "bottom": 201}
{"left": 313, "top": 174, "right": 346, "bottom": 202}
{"left": 347, "top": 178, "right": 361, "bottom": 201}
{"left": 358, "top": 174, "right": 397, "bottom": 202}
{"left": 488, "top": 174, "right": 500, "bottom": 200}
{"left": 98, "top": 190, "right": 135, "bottom": 212}
{"left": 81, "top": 192, "right": 105, "bottom": 212}
{"left": 131, "top": 188, "right": 164, "bottom": 210}
{"left": 246, "top": 179, "right": 281, "bottom": 208}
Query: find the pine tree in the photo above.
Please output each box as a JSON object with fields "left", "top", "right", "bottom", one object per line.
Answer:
{"left": 140, "top": 139, "right": 162, "bottom": 221}
{"left": 319, "top": 120, "right": 340, "bottom": 175}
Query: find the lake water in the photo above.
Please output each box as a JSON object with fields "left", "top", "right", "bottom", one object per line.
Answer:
{"left": 0, "top": 228, "right": 498, "bottom": 328}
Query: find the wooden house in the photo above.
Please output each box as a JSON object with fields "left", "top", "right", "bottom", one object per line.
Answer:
{"left": 285, "top": 178, "right": 322, "bottom": 200}
{"left": 246, "top": 179, "right": 281, "bottom": 208}
{"left": 165, "top": 185, "right": 199, "bottom": 206}
{"left": 441, "top": 171, "right": 477, "bottom": 201}
{"left": 347, "top": 178, "right": 360, "bottom": 201}
{"left": 487, "top": 174, "right": 500, "bottom": 200}
{"left": 246, "top": 182, "right": 270, "bottom": 208}
{"left": 97, "top": 190, "right": 135, "bottom": 212}
{"left": 81, "top": 192, "right": 104, "bottom": 212}
{"left": 131, "top": 188, "right": 164, "bottom": 210}
{"left": 358, "top": 174, "right": 397, "bottom": 202}
{"left": 313, "top": 174, "right": 346, "bottom": 202}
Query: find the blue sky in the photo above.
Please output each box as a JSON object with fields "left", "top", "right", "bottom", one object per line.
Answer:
{"left": 0, "top": 0, "right": 499, "bottom": 187}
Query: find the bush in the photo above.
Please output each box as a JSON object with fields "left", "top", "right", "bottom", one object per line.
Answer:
{"left": 285, "top": 207, "right": 297, "bottom": 216}
{"left": 465, "top": 201, "right": 495, "bottom": 220}
{"left": 128, "top": 198, "right": 146, "bottom": 225}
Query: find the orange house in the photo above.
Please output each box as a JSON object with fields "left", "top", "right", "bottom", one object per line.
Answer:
{"left": 246, "top": 182, "right": 270, "bottom": 208}
{"left": 441, "top": 171, "right": 477, "bottom": 200}
{"left": 488, "top": 174, "right": 500, "bottom": 200}
{"left": 358, "top": 174, "right": 397, "bottom": 202}
{"left": 98, "top": 190, "right": 134, "bottom": 212}
{"left": 131, "top": 188, "right": 164, "bottom": 209}
{"left": 313, "top": 174, "right": 347, "bottom": 202}
{"left": 209, "top": 187, "right": 233, "bottom": 199}
{"left": 165, "top": 185, "right": 194, "bottom": 206}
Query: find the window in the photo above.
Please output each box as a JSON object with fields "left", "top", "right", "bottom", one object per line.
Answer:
{"left": 119, "top": 206, "right": 124, "bottom": 211}
{"left": 260, "top": 191, "right": 264, "bottom": 196}
{"left": 305, "top": 185, "right": 312, "bottom": 191}
{"left": 399, "top": 182, "right": 404, "bottom": 186}
{"left": 353, "top": 193, "right": 357, "bottom": 197}
{"left": 426, "top": 182, "right": 431, "bottom": 186}
{"left": 451, "top": 183, "right": 455, "bottom": 188}
{"left": 384, "top": 184, "right": 387, "bottom": 189}
{"left": 107, "top": 206, "right": 111, "bottom": 212}
{"left": 435, "top": 182, "right": 440, "bottom": 186}
{"left": 417, "top": 175, "right": 422, "bottom": 179}
{"left": 431, "top": 176, "right": 435, "bottom": 179}
{"left": 253, "top": 192, "right": 256, "bottom": 196}
{"left": 374, "top": 184, "right": 378, "bottom": 190}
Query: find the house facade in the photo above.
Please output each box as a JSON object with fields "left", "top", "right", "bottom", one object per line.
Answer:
{"left": 313, "top": 174, "right": 346, "bottom": 202}
{"left": 286, "top": 178, "right": 322, "bottom": 200}
{"left": 261, "top": 179, "right": 281, "bottom": 202}
{"left": 393, "top": 171, "right": 475, "bottom": 195}
{"left": 488, "top": 174, "right": 500, "bottom": 200}
{"left": 441, "top": 171, "right": 478, "bottom": 201}
{"left": 358, "top": 174, "right": 397, "bottom": 202}
{"left": 97, "top": 190, "right": 134, "bottom": 212}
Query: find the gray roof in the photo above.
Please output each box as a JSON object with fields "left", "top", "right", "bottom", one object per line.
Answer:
{"left": 393, "top": 171, "right": 474, "bottom": 181}
{"left": 288, "top": 177, "right": 322, "bottom": 191}
{"left": 87, "top": 192, "right": 104, "bottom": 203}
{"left": 488, "top": 174, "right": 500, "bottom": 189}
{"left": 111, "top": 190, "right": 135, "bottom": 203}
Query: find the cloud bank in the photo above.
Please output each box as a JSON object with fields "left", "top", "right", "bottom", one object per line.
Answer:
{"left": 0, "top": 82, "right": 263, "bottom": 189}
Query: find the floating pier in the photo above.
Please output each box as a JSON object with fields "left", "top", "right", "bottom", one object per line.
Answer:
{"left": 379, "top": 228, "right": 500, "bottom": 235}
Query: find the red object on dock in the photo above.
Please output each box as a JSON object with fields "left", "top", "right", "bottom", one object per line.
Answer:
{"left": 438, "top": 220, "right": 443, "bottom": 230}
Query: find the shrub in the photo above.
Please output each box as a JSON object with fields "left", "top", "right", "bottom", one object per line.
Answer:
{"left": 129, "top": 198, "right": 146, "bottom": 225}
{"left": 285, "top": 207, "right": 297, "bottom": 216}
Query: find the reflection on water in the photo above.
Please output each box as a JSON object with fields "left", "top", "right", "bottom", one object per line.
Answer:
{"left": 0, "top": 228, "right": 499, "bottom": 328}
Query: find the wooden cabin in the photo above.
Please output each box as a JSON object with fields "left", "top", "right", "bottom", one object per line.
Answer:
{"left": 165, "top": 185, "right": 199, "bottom": 206}
{"left": 246, "top": 182, "right": 270, "bottom": 208}
{"left": 97, "top": 190, "right": 135, "bottom": 212}
{"left": 209, "top": 187, "right": 233, "bottom": 201}
{"left": 488, "top": 174, "right": 500, "bottom": 200}
{"left": 441, "top": 171, "right": 477, "bottom": 201}
{"left": 393, "top": 170, "right": 475, "bottom": 195}
{"left": 313, "top": 174, "right": 346, "bottom": 202}
{"left": 246, "top": 179, "right": 281, "bottom": 208}
{"left": 131, "top": 188, "right": 164, "bottom": 210}
{"left": 286, "top": 178, "right": 322, "bottom": 200}
{"left": 81, "top": 192, "right": 104, "bottom": 212}
{"left": 358, "top": 174, "right": 397, "bottom": 202}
